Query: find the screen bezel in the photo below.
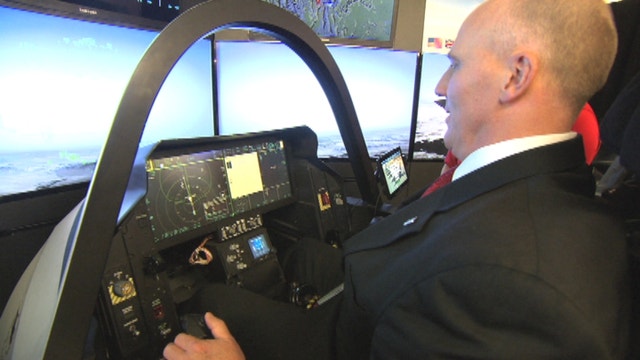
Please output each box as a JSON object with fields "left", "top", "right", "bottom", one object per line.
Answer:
{"left": 0, "top": 0, "right": 173, "bottom": 30}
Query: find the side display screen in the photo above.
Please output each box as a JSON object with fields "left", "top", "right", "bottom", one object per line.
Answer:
{"left": 145, "top": 139, "right": 292, "bottom": 242}
{"left": 378, "top": 147, "right": 408, "bottom": 198}
{"left": 248, "top": 233, "right": 271, "bottom": 259}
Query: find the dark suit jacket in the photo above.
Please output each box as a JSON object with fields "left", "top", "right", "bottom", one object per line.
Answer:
{"left": 337, "top": 138, "right": 630, "bottom": 359}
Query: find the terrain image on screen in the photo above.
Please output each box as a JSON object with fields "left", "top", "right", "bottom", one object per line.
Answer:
{"left": 262, "top": 0, "right": 395, "bottom": 42}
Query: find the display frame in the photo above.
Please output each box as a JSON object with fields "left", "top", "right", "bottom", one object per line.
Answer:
{"left": 0, "top": 0, "right": 174, "bottom": 30}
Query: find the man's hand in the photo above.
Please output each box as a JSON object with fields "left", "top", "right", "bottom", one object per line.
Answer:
{"left": 163, "top": 312, "right": 246, "bottom": 360}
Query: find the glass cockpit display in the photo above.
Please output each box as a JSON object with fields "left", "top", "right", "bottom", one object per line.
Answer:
{"left": 145, "top": 139, "right": 293, "bottom": 242}
{"left": 377, "top": 147, "right": 408, "bottom": 198}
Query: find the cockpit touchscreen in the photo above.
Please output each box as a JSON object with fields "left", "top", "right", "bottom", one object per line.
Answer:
{"left": 144, "top": 139, "right": 293, "bottom": 243}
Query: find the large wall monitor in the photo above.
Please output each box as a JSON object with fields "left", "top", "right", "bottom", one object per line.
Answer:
{"left": 0, "top": 4, "right": 214, "bottom": 197}
{"left": 2, "top": 0, "right": 183, "bottom": 29}
{"left": 413, "top": 52, "right": 451, "bottom": 160}
{"left": 261, "top": 0, "right": 398, "bottom": 47}
{"left": 216, "top": 41, "right": 417, "bottom": 159}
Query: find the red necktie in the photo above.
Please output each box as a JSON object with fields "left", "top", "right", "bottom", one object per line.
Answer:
{"left": 421, "top": 165, "right": 457, "bottom": 198}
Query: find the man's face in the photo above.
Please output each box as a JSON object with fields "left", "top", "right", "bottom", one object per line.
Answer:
{"left": 434, "top": 14, "right": 505, "bottom": 161}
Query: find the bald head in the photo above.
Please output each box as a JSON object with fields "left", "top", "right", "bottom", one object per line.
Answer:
{"left": 436, "top": 0, "right": 619, "bottom": 160}
{"left": 469, "top": 0, "right": 617, "bottom": 110}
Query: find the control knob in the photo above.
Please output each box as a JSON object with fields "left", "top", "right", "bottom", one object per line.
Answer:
{"left": 113, "top": 280, "right": 135, "bottom": 298}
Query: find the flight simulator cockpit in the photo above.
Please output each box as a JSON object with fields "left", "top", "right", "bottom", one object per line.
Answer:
{"left": 0, "top": 0, "right": 408, "bottom": 358}
{"left": 98, "top": 127, "right": 352, "bottom": 358}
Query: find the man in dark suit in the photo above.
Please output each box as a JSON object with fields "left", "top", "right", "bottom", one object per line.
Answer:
{"left": 337, "top": 136, "right": 629, "bottom": 358}
{"left": 334, "top": 0, "right": 630, "bottom": 357}
{"left": 164, "top": 0, "right": 630, "bottom": 358}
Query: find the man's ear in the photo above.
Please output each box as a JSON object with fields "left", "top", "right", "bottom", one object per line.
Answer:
{"left": 500, "top": 52, "right": 537, "bottom": 103}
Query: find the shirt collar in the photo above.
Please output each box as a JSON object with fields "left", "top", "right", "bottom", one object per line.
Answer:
{"left": 452, "top": 132, "right": 577, "bottom": 181}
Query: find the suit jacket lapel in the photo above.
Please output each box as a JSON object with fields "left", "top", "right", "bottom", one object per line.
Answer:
{"left": 344, "top": 137, "right": 586, "bottom": 255}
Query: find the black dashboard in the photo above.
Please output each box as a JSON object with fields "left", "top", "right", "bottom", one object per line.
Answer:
{"left": 95, "top": 126, "right": 355, "bottom": 359}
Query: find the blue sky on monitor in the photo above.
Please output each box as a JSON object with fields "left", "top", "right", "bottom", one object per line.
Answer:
{"left": 415, "top": 53, "right": 451, "bottom": 143}
{"left": 0, "top": 6, "right": 213, "bottom": 154}
{"left": 217, "top": 41, "right": 417, "bottom": 157}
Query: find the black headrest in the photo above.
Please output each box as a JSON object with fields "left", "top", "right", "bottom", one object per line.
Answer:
{"left": 601, "top": 71, "right": 640, "bottom": 176}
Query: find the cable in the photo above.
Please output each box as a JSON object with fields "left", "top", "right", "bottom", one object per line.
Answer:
{"left": 315, "top": 283, "right": 344, "bottom": 307}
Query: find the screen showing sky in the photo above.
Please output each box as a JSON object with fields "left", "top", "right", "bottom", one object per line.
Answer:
{"left": 0, "top": 5, "right": 214, "bottom": 196}
{"left": 217, "top": 41, "right": 417, "bottom": 158}
{"left": 413, "top": 52, "right": 451, "bottom": 159}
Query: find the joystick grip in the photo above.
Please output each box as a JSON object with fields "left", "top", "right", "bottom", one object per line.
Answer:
{"left": 180, "top": 313, "right": 212, "bottom": 339}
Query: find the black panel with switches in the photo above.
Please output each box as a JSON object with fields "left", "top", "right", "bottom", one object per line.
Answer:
{"left": 94, "top": 127, "right": 353, "bottom": 359}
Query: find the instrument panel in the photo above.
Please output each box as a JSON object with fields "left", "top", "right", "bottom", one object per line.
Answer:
{"left": 97, "top": 127, "right": 352, "bottom": 359}
{"left": 144, "top": 138, "right": 293, "bottom": 245}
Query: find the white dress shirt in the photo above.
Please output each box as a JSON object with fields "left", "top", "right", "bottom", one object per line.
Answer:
{"left": 452, "top": 132, "right": 578, "bottom": 181}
